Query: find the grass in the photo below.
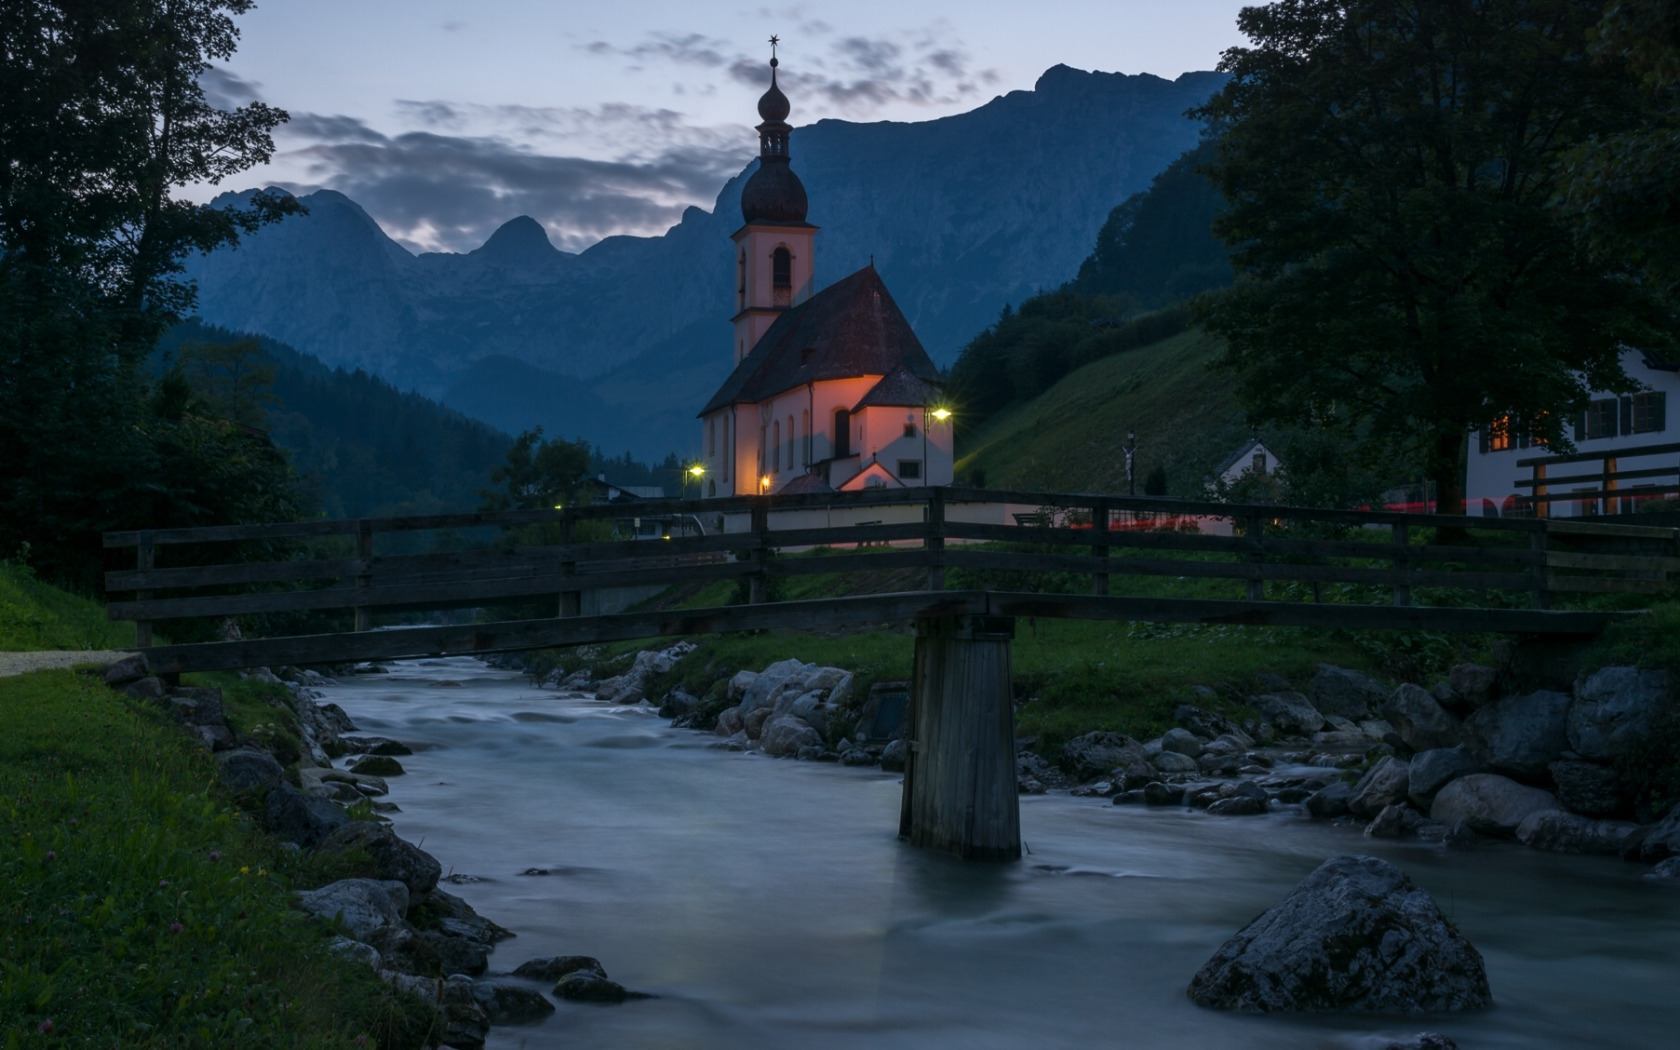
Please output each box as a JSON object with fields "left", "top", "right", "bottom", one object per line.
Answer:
{"left": 955, "top": 328, "right": 1250, "bottom": 495}
{"left": 0, "top": 670, "right": 436, "bottom": 1049}
{"left": 0, "top": 560, "right": 133, "bottom": 652}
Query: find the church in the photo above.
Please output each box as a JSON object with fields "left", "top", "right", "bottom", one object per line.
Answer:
{"left": 697, "top": 52, "right": 953, "bottom": 497}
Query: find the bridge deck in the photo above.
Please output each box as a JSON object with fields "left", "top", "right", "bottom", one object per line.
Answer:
{"left": 138, "top": 590, "right": 1634, "bottom": 675}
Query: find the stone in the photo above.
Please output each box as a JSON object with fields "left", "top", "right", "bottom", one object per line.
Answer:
{"left": 1377, "top": 1036, "right": 1460, "bottom": 1050}
{"left": 840, "top": 748, "right": 877, "bottom": 767}
{"left": 122, "top": 676, "right": 166, "bottom": 700}
{"left": 419, "top": 929, "right": 490, "bottom": 976}
{"left": 166, "top": 687, "right": 226, "bottom": 727}
{"left": 1144, "top": 781, "right": 1186, "bottom": 806}
{"left": 1430, "top": 774, "right": 1559, "bottom": 838}
{"left": 1159, "top": 727, "right": 1204, "bottom": 758}
{"left": 1548, "top": 759, "right": 1627, "bottom": 817}
{"left": 795, "top": 745, "right": 830, "bottom": 761}
{"left": 214, "top": 747, "right": 284, "bottom": 795}
{"left": 759, "top": 713, "right": 824, "bottom": 758}
{"left": 1462, "top": 690, "right": 1571, "bottom": 780}
{"left": 1198, "top": 752, "right": 1241, "bottom": 776}
{"left": 425, "top": 889, "right": 514, "bottom": 943}
{"left": 441, "top": 973, "right": 490, "bottom": 1050}
{"left": 1249, "top": 692, "right": 1325, "bottom": 735}
{"left": 325, "top": 935, "right": 381, "bottom": 970}
{"left": 727, "top": 670, "right": 759, "bottom": 700}
{"left": 1186, "top": 854, "right": 1492, "bottom": 1012}
{"left": 1448, "top": 663, "right": 1499, "bottom": 709}
{"left": 101, "top": 652, "right": 151, "bottom": 686}
{"left": 316, "top": 701, "right": 357, "bottom": 732}
{"left": 1309, "top": 665, "right": 1391, "bottom": 720}
{"left": 1514, "top": 810, "right": 1638, "bottom": 855}
{"left": 513, "top": 955, "right": 604, "bottom": 982}
{"left": 1206, "top": 795, "right": 1267, "bottom": 816}
{"left": 339, "top": 735, "right": 412, "bottom": 756}
{"left": 1116, "top": 761, "right": 1156, "bottom": 791}
{"left": 264, "top": 785, "right": 350, "bottom": 848}
{"left": 1304, "top": 782, "right": 1353, "bottom": 818}
{"left": 1382, "top": 684, "right": 1464, "bottom": 753}
{"left": 1174, "top": 704, "right": 1241, "bottom": 742}
{"left": 1152, "top": 751, "right": 1199, "bottom": 774}
{"left": 1407, "top": 747, "right": 1480, "bottom": 810}
{"left": 471, "top": 979, "right": 556, "bottom": 1024}
{"left": 1349, "top": 757, "right": 1412, "bottom": 818}
{"left": 736, "top": 658, "right": 811, "bottom": 715}
{"left": 316, "top": 822, "right": 442, "bottom": 896}
{"left": 1646, "top": 857, "right": 1680, "bottom": 880}
{"left": 742, "top": 706, "right": 773, "bottom": 739}
{"left": 880, "top": 739, "right": 908, "bottom": 772}
{"left": 1061, "top": 731, "right": 1149, "bottom": 781}
{"left": 1568, "top": 667, "right": 1669, "bottom": 761}
{"left": 350, "top": 754, "right": 406, "bottom": 777}
{"left": 1636, "top": 807, "right": 1680, "bottom": 861}
{"left": 1442, "top": 819, "right": 1478, "bottom": 849}
{"left": 294, "top": 878, "right": 403, "bottom": 940}
{"left": 715, "top": 706, "right": 744, "bottom": 736}
{"left": 554, "top": 967, "right": 629, "bottom": 1003}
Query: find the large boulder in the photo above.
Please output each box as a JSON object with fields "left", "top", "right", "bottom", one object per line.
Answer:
{"left": 1187, "top": 855, "right": 1491, "bottom": 1012}
{"left": 472, "top": 979, "right": 555, "bottom": 1024}
{"left": 1159, "top": 728, "right": 1204, "bottom": 758}
{"left": 1634, "top": 807, "right": 1680, "bottom": 861}
{"left": 1305, "top": 781, "right": 1354, "bottom": 818}
{"left": 294, "top": 878, "right": 404, "bottom": 940}
{"left": 1514, "top": 810, "right": 1639, "bottom": 855}
{"left": 759, "top": 714, "right": 824, "bottom": 758}
{"left": 1309, "top": 665, "right": 1391, "bottom": 721}
{"left": 264, "top": 785, "right": 350, "bottom": 847}
{"left": 441, "top": 974, "right": 491, "bottom": 1050}
{"left": 1462, "top": 690, "right": 1571, "bottom": 780}
{"left": 1407, "top": 747, "right": 1480, "bottom": 810}
{"left": 1568, "top": 667, "right": 1669, "bottom": 761}
{"left": 1430, "top": 774, "right": 1559, "bottom": 838}
{"left": 1249, "top": 693, "right": 1325, "bottom": 736}
{"left": 1548, "top": 759, "right": 1628, "bottom": 817}
{"left": 1348, "top": 756, "right": 1412, "bottom": 818}
{"left": 1382, "top": 684, "right": 1464, "bottom": 753}
{"left": 1061, "top": 731, "right": 1149, "bottom": 781}
{"left": 316, "top": 821, "right": 442, "bottom": 896}
{"left": 102, "top": 653, "right": 151, "bottom": 686}
{"left": 1152, "top": 750, "right": 1199, "bottom": 774}
{"left": 736, "top": 659, "right": 812, "bottom": 716}
{"left": 214, "top": 747, "right": 284, "bottom": 795}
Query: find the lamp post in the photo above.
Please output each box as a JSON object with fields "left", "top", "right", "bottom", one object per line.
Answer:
{"left": 685, "top": 462, "right": 705, "bottom": 500}
{"left": 1124, "top": 429, "right": 1138, "bottom": 496}
{"left": 924, "top": 404, "right": 952, "bottom": 485}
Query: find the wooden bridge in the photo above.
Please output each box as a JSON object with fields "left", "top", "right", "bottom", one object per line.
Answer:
{"left": 105, "top": 487, "right": 1677, "bottom": 860}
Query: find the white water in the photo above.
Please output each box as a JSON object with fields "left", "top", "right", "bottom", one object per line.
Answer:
{"left": 317, "top": 657, "right": 1680, "bottom": 1050}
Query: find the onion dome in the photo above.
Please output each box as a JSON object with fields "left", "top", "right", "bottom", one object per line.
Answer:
{"left": 741, "top": 54, "right": 808, "bottom": 225}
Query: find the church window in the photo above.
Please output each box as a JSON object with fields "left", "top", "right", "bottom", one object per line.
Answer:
{"left": 772, "top": 247, "right": 792, "bottom": 288}
{"left": 898, "top": 460, "right": 922, "bottom": 480}
{"left": 708, "top": 479, "right": 716, "bottom": 497}
{"left": 772, "top": 421, "right": 781, "bottom": 470}
{"left": 787, "top": 415, "right": 794, "bottom": 470}
{"left": 834, "top": 409, "right": 851, "bottom": 458}
{"left": 801, "top": 409, "right": 810, "bottom": 465}
{"left": 903, "top": 422, "right": 917, "bottom": 438}
{"left": 760, "top": 426, "right": 767, "bottom": 472}
{"left": 708, "top": 417, "right": 715, "bottom": 456}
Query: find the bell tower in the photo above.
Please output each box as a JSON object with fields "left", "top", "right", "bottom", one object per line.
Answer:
{"left": 732, "top": 39, "right": 818, "bottom": 364}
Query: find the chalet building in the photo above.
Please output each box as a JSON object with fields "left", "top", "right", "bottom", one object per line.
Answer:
{"left": 697, "top": 54, "right": 953, "bottom": 497}
{"left": 1466, "top": 348, "right": 1677, "bottom": 518}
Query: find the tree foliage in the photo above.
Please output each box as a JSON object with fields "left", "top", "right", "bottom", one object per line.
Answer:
{"left": 1192, "top": 0, "right": 1668, "bottom": 515}
{"left": 0, "top": 1, "right": 301, "bottom": 588}
{"left": 481, "top": 427, "right": 594, "bottom": 512}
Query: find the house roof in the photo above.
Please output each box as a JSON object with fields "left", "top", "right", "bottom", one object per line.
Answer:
{"left": 1212, "top": 438, "right": 1276, "bottom": 477}
{"left": 776, "top": 471, "right": 836, "bottom": 495}
{"left": 851, "top": 365, "right": 940, "bottom": 412}
{"left": 700, "top": 265, "right": 940, "bottom": 415}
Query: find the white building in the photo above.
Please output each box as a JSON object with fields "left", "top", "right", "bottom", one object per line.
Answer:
{"left": 696, "top": 53, "right": 953, "bottom": 497}
{"left": 1466, "top": 348, "right": 1677, "bottom": 517}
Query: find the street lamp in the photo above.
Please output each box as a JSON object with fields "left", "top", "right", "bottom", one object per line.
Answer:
{"left": 1124, "top": 429, "right": 1138, "bottom": 496}
{"left": 685, "top": 462, "right": 705, "bottom": 500}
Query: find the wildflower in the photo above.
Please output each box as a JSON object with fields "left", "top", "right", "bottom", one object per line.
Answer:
{"left": 209, "top": 851, "right": 220, "bottom": 861}
{"left": 257, "top": 869, "right": 267, "bottom": 877}
{"left": 45, "top": 850, "right": 56, "bottom": 861}
{"left": 170, "top": 922, "right": 184, "bottom": 934}
{"left": 240, "top": 866, "right": 250, "bottom": 875}
{"left": 158, "top": 879, "right": 169, "bottom": 888}
{"left": 38, "top": 1020, "right": 53, "bottom": 1034}
{"left": 356, "top": 1037, "right": 368, "bottom": 1047}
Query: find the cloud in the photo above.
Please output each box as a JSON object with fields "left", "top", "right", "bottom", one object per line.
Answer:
{"left": 199, "top": 66, "right": 264, "bottom": 110}
{"left": 274, "top": 114, "right": 751, "bottom": 254}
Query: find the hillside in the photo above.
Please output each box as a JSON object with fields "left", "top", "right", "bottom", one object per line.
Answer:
{"left": 182, "top": 66, "right": 1224, "bottom": 458}
{"left": 955, "top": 329, "right": 1252, "bottom": 495}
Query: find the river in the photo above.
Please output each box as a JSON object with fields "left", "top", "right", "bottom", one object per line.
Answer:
{"left": 316, "top": 656, "right": 1680, "bottom": 1050}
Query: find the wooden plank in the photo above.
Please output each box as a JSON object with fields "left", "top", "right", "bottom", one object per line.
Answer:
{"left": 1543, "top": 519, "right": 1679, "bottom": 540}
{"left": 1516, "top": 441, "right": 1680, "bottom": 468}
{"left": 928, "top": 549, "right": 1532, "bottom": 590}
{"left": 140, "top": 591, "right": 986, "bottom": 674}
{"left": 1546, "top": 551, "right": 1680, "bottom": 573}
{"left": 109, "top": 555, "right": 366, "bottom": 590}
{"left": 103, "top": 507, "right": 566, "bottom": 548}
{"left": 1545, "top": 574, "right": 1675, "bottom": 595}
{"left": 768, "top": 550, "right": 929, "bottom": 577}
{"left": 1513, "top": 465, "right": 1679, "bottom": 488}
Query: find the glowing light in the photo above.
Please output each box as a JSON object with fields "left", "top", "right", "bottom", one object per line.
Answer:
{"left": 688, "top": 464, "right": 706, "bottom": 477}
{"left": 930, "top": 407, "right": 952, "bottom": 422}
{"left": 552, "top": 503, "right": 563, "bottom": 510}
{"left": 759, "top": 474, "right": 772, "bottom": 492}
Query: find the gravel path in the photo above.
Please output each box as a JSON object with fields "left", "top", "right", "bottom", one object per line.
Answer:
{"left": 0, "top": 650, "right": 135, "bottom": 678}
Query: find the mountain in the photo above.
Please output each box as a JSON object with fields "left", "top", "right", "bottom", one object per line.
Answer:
{"left": 183, "top": 65, "right": 1224, "bottom": 458}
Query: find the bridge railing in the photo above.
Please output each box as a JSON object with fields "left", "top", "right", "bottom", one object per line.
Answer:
{"left": 102, "top": 487, "right": 1680, "bottom": 652}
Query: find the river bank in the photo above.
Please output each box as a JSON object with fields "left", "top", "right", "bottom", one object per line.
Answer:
{"left": 307, "top": 656, "right": 1680, "bottom": 1049}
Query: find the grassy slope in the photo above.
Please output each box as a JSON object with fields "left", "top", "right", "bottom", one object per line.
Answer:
{"left": 955, "top": 328, "right": 1249, "bottom": 496}
{"left": 0, "top": 562, "right": 133, "bottom": 652}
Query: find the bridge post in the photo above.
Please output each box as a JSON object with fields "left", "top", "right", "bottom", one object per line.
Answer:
{"left": 899, "top": 615, "right": 1020, "bottom": 861}
{"left": 926, "top": 488, "right": 945, "bottom": 591}
{"left": 353, "top": 520, "right": 374, "bottom": 632}
{"left": 1391, "top": 523, "right": 1411, "bottom": 607}
{"left": 749, "top": 498, "right": 769, "bottom": 604}
{"left": 134, "top": 532, "right": 154, "bottom": 648}
{"left": 1244, "top": 511, "right": 1265, "bottom": 601}
{"left": 558, "top": 513, "right": 580, "bottom": 618}
{"left": 1531, "top": 524, "right": 1552, "bottom": 609}
{"left": 1091, "top": 497, "right": 1110, "bottom": 596}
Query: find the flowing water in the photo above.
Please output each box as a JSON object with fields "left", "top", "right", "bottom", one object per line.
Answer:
{"left": 317, "top": 657, "right": 1680, "bottom": 1050}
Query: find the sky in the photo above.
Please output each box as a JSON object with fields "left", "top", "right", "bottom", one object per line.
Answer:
{"left": 198, "top": 1, "right": 1250, "bottom": 255}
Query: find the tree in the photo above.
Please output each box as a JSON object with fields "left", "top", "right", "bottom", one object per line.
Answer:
{"left": 176, "top": 336, "right": 278, "bottom": 426}
{"left": 1192, "top": 0, "right": 1668, "bottom": 515}
{"left": 0, "top": 1, "right": 300, "bottom": 586}
{"left": 480, "top": 428, "right": 593, "bottom": 512}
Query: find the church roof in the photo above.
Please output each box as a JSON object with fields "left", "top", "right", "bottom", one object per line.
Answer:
{"left": 700, "top": 265, "right": 940, "bottom": 416}
{"left": 776, "top": 472, "right": 836, "bottom": 495}
{"left": 852, "top": 365, "right": 940, "bottom": 412}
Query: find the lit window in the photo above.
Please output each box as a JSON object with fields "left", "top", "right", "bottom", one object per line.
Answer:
{"left": 1488, "top": 416, "right": 1512, "bottom": 452}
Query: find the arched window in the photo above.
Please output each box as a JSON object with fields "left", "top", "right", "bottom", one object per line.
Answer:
{"left": 834, "top": 409, "right": 851, "bottom": 458}
{"left": 787, "top": 415, "right": 794, "bottom": 470}
{"left": 760, "top": 425, "right": 767, "bottom": 472}
{"left": 801, "top": 409, "right": 810, "bottom": 465}
{"left": 708, "top": 478, "right": 716, "bottom": 497}
{"left": 772, "top": 247, "right": 792, "bottom": 289}
{"left": 772, "top": 421, "right": 781, "bottom": 471}
{"left": 707, "top": 417, "right": 715, "bottom": 456}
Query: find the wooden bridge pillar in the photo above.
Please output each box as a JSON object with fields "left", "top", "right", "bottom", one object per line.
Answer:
{"left": 899, "top": 615, "right": 1020, "bottom": 861}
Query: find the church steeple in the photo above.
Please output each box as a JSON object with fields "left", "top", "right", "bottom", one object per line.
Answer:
{"left": 731, "top": 39, "right": 818, "bottom": 363}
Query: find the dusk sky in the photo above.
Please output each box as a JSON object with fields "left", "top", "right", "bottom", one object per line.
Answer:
{"left": 201, "top": 1, "right": 1249, "bottom": 254}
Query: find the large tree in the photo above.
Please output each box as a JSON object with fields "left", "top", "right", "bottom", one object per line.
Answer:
{"left": 0, "top": 1, "right": 299, "bottom": 586}
{"left": 1194, "top": 0, "right": 1667, "bottom": 515}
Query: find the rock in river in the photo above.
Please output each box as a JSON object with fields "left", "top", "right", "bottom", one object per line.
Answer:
{"left": 1429, "top": 774, "right": 1558, "bottom": 838}
{"left": 1187, "top": 855, "right": 1491, "bottom": 1013}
